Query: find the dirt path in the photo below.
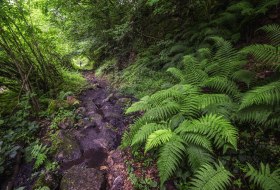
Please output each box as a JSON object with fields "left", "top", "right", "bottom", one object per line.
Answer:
{"left": 56, "top": 72, "right": 134, "bottom": 189}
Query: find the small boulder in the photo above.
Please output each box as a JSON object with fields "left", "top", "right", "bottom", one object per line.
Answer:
{"left": 75, "top": 107, "right": 86, "bottom": 116}
{"left": 111, "top": 176, "right": 124, "bottom": 190}
{"left": 56, "top": 132, "right": 82, "bottom": 168}
{"left": 60, "top": 165, "right": 106, "bottom": 190}
{"left": 116, "top": 98, "right": 131, "bottom": 107}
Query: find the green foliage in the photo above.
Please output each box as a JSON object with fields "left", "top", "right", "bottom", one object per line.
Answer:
{"left": 190, "top": 162, "right": 232, "bottom": 190}
{"left": 123, "top": 23, "right": 280, "bottom": 188}
{"left": 259, "top": 24, "right": 280, "bottom": 46}
{"left": 145, "top": 129, "right": 174, "bottom": 153}
{"left": 246, "top": 163, "right": 280, "bottom": 190}
{"left": 241, "top": 44, "right": 279, "bottom": 68}
{"left": 30, "top": 143, "right": 49, "bottom": 169}
{"left": 157, "top": 135, "right": 186, "bottom": 186}
{"left": 240, "top": 81, "right": 280, "bottom": 109}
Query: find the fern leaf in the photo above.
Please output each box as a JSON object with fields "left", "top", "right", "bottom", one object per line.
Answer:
{"left": 246, "top": 163, "right": 280, "bottom": 190}
{"left": 202, "top": 76, "right": 241, "bottom": 100}
{"left": 190, "top": 162, "right": 232, "bottom": 190}
{"left": 240, "top": 81, "right": 280, "bottom": 110}
{"left": 149, "top": 86, "right": 184, "bottom": 105}
{"left": 121, "top": 117, "right": 148, "bottom": 148}
{"left": 180, "top": 96, "right": 200, "bottom": 118}
{"left": 157, "top": 135, "right": 186, "bottom": 186}
{"left": 175, "top": 121, "right": 213, "bottom": 151}
{"left": 197, "top": 94, "right": 233, "bottom": 110}
{"left": 143, "top": 101, "right": 180, "bottom": 121}
{"left": 182, "top": 114, "right": 238, "bottom": 151}
{"left": 231, "top": 69, "right": 255, "bottom": 87}
{"left": 131, "top": 123, "right": 167, "bottom": 146}
{"left": 126, "top": 96, "right": 151, "bottom": 114}
{"left": 259, "top": 24, "right": 280, "bottom": 46}
{"left": 241, "top": 44, "right": 280, "bottom": 66}
{"left": 145, "top": 129, "right": 174, "bottom": 153}
{"left": 167, "top": 67, "right": 185, "bottom": 83}
{"left": 237, "top": 105, "right": 272, "bottom": 124}
{"left": 186, "top": 145, "right": 213, "bottom": 171}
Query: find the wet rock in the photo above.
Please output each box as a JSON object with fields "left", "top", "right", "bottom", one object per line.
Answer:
{"left": 103, "top": 93, "right": 115, "bottom": 103}
{"left": 116, "top": 98, "right": 131, "bottom": 107}
{"left": 56, "top": 132, "right": 82, "bottom": 169}
{"left": 77, "top": 126, "right": 117, "bottom": 151}
{"left": 89, "top": 113, "right": 103, "bottom": 127}
{"left": 67, "top": 96, "right": 80, "bottom": 106}
{"left": 111, "top": 176, "right": 124, "bottom": 190}
{"left": 83, "top": 147, "right": 108, "bottom": 168}
{"left": 101, "top": 105, "right": 121, "bottom": 119}
{"left": 33, "top": 172, "right": 59, "bottom": 190}
{"left": 58, "top": 118, "right": 74, "bottom": 129}
{"left": 75, "top": 107, "right": 86, "bottom": 116}
{"left": 60, "top": 165, "right": 106, "bottom": 190}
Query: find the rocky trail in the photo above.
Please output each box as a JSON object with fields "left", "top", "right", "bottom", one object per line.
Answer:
{"left": 2, "top": 72, "right": 137, "bottom": 190}
{"left": 56, "top": 72, "right": 135, "bottom": 190}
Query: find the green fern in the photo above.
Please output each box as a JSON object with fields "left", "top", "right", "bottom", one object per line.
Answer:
{"left": 126, "top": 96, "right": 151, "bottom": 114}
{"left": 237, "top": 105, "right": 272, "bottom": 124}
{"left": 157, "top": 135, "right": 186, "bottom": 186}
{"left": 197, "top": 94, "right": 233, "bottom": 110}
{"left": 186, "top": 145, "right": 213, "bottom": 171}
{"left": 241, "top": 44, "right": 279, "bottom": 67}
{"left": 190, "top": 162, "right": 232, "bottom": 190}
{"left": 175, "top": 121, "right": 213, "bottom": 152}
{"left": 239, "top": 81, "right": 280, "bottom": 110}
{"left": 231, "top": 69, "right": 255, "bottom": 87}
{"left": 145, "top": 129, "right": 174, "bottom": 153}
{"left": 179, "top": 114, "right": 238, "bottom": 151}
{"left": 202, "top": 77, "right": 241, "bottom": 100}
{"left": 131, "top": 123, "right": 167, "bottom": 146}
{"left": 31, "top": 144, "right": 48, "bottom": 169}
{"left": 246, "top": 163, "right": 280, "bottom": 190}
{"left": 142, "top": 101, "right": 180, "bottom": 121}
{"left": 256, "top": 0, "right": 280, "bottom": 15}
{"left": 259, "top": 24, "right": 280, "bottom": 46}
{"left": 167, "top": 67, "right": 185, "bottom": 83}
{"left": 180, "top": 96, "right": 200, "bottom": 118}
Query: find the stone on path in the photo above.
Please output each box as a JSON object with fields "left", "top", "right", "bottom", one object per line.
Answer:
{"left": 60, "top": 165, "right": 106, "bottom": 190}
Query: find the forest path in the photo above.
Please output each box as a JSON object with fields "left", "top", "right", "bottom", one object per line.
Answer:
{"left": 57, "top": 72, "right": 134, "bottom": 190}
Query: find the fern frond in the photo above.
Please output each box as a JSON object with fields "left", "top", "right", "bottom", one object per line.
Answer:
{"left": 231, "top": 69, "right": 255, "bottom": 87}
{"left": 181, "top": 55, "right": 209, "bottom": 85}
{"left": 197, "top": 48, "right": 211, "bottom": 60}
{"left": 227, "top": 1, "right": 254, "bottom": 16}
{"left": 126, "top": 96, "right": 151, "bottom": 114}
{"left": 202, "top": 77, "right": 241, "bottom": 100}
{"left": 121, "top": 117, "right": 148, "bottom": 148}
{"left": 246, "top": 163, "right": 280, "bottom": 190}
{"left": 180, "top": 96, "right": 200, "bottom": 118}
{"left": 142, "top": 101, "right": 180, "bottom": 121}
{"left": 256, "top": 0, "right": 280, "bottom": 15}
{"left": 181, "top": 114, "right": 238, "bottom": 151}
{"left": 197, "top": 94, "right": 233, "bottom": 110}
{"left": 145, "top": 129, "right": 174, "bottom": 153}
{"left": 237, "top": 105, "right": 272, "bottom": 124}
{"left": 241, "top": 44, "right": 280, "bottom": 66}
{"left": 149, "top": 86, "right": 184, "bottom": 105}
{"left": 182, "top": 133, "right": 213, "bottom": 152}
{"left": 186, "top": 145, "right": 213, "bottom": 171}
{"left": 259, "top": 24, "right": 280, "bottom": 46}
{"left": 157, "top": 135, "right": 186, "bottom": 186}
{"left": 167, "top": 67, "right": 185, "bottom": 83}
{"left": 240, "top": 81, "right": 280, "bottom": 110}
{"left": 190, "top": 162, "right": 232, "bottom": 190}
{"left": 205, "top": 60, "right": 246, "bottom": 78}
{"left": 131, "top": 123, "right": 167, "bottom": 146}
